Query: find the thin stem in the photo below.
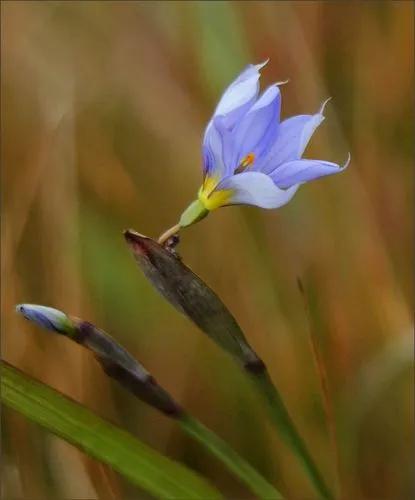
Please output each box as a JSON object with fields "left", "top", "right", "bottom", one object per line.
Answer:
{"left": 158, "top": 223, "right": 181, "bottom": 245}
{"left": 250, "top": 369, "right": 333, "bottom": 500}
{"left": 299, "top": 281, "right": 341, "bottom": 498}
{"left": 179, "top": 413, "right": 284, "bottom": 500}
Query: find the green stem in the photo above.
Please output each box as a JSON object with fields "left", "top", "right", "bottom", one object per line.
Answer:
{"left": 179, "top": 413, "right": 284, "bottom": 500}
{"left": 250, "top": 370, "right": 333, "bottom": 499}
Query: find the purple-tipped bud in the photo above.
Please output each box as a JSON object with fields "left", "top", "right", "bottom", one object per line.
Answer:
{"left": 15, "top": 304, "right": 182, "bottom": 417}
{"left": 16, "top": 304, "right": 74, "bottom": 335}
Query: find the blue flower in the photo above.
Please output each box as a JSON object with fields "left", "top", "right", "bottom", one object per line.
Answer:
{"left": 16, "top": 304, "right": 74, "bottom": 335}
{"left": 175, "top": 61, "right": 349, "bottom": 232}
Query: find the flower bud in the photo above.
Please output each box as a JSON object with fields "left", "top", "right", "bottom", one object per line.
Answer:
{"left": 124, "top": 230, "right": 264, "bottom": 371}
{"left": 16, "top": 304, "right": 75, "bottom": 336}
{"left": 15, "top": 304, "right": 182, "bottom": 417}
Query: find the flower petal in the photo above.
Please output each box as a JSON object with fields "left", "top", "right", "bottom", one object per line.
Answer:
{"left": 271, "top": 155, "right": 349, "bottom": 189}
{"left": 259, "top": 98, "right": 330, "bottom": 174}
{"left": 213, "top": 61, "right": 268, "bottom": 128}
{"left": 202, "top": 118, "right": 226, "bottom": 178}
{"left": 230, "top": 85, "right": 281, "bottom": 170}
{"left": 216, "top": 171, "right": 299, "bottom": 209}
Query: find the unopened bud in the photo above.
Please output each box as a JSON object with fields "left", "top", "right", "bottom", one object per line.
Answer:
{"left": 16, "top": 304, "right": 74, "bottom": 336}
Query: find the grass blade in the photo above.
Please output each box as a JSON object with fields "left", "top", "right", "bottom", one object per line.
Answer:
{"left": 251, "top": 370, "right": 332, "bottom": 499}
{"left": 1, "top": 361, "right": 222, "bottom": 500}
{"left": 297, "top": 278, "right": 341, "bottom": 497}
{"left": 179, "top": 414, "right": 283, "bottom": 499}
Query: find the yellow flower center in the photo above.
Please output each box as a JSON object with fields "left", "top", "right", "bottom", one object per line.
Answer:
{"left": 198, "top": 175, "right": 232, "bottom": 210}
{"left": 198, "top": 153, "right": 255, "bottom": 210}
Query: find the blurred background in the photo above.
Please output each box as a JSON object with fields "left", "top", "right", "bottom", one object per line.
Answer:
{"left": 1, "top": 1, "right": 413, "bottom": 499}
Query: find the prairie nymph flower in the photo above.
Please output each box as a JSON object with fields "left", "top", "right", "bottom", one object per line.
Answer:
{"left": 158, "top": 60, "right": 349, "bottom": 244}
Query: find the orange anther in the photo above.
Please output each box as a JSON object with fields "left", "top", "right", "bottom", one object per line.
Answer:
{"left": 240, "top": 152, "right": 255, "bottom": 168}
{"left": 235, "top": 152, "right": 256, "bottom": 174}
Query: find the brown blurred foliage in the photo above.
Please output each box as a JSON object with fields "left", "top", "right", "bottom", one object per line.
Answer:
{"left": 1, "top": 1, "right": 413, "bottom": 499}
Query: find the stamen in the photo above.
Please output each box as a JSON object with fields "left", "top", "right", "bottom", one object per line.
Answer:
{"left": 235, "top": 152, "right": 255, "bottom": 174}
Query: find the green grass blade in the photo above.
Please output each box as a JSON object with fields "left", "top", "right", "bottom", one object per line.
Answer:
{"left": 1, "top": 361, "right": 222, "bottom": 500}
{"left": 179, "top": 413, "right": 284, "bottom": 499}
{"left": 252, "top": 371, "right": 333, "bottom": 499}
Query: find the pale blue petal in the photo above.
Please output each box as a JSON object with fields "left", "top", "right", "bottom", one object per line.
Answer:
{"left": 217, "top": 171, "right": 299, "bottom": 208}
{"left": 213, "top": 61, "right": 268, "bottom": 129}
{"left": 271, "top": 156, "right": 349, "bottom": 189}
{"left": 213, "top": 115, "right": 236, "bottom": 176}
{"left": 259, "top": 98, "right": 330, "bottom": 174}
{"left": 202, "top": 118, "right": 226, "bottom": 178}
{"left": 230, "top": 85, "right": 281, "bottom": 170}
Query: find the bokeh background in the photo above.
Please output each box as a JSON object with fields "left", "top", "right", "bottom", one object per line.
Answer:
{"left": 2, "top": 1, "right": 413, "bottom": 499}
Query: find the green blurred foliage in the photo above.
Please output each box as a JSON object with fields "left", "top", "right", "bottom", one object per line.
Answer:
{"left": 2, "top": 1, "right": 413, "bottom": 498}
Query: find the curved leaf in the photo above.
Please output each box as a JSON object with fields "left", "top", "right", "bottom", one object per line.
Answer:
{"left": 1, "top": 361, "right": 222, "bottom": 500}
